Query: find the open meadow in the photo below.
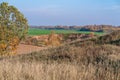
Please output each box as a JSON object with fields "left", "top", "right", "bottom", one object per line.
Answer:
{"left": 28, "top": 28, "right": 104, "bottom": 36}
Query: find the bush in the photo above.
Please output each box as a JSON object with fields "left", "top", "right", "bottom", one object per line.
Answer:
{"left": 45, "top": 31, "right": 62, "bottom": 46}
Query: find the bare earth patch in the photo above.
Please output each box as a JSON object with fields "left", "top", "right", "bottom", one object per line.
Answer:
{"left": 17, "top": 44, "right": 46, "bottom": 54}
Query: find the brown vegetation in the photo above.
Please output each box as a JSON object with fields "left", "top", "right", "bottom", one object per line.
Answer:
{"left": 98, "top": 30, "right": 120, "bottom": 45}
{"left": 0, "top": 61, "right": 105, "bottom": 80}
{"left": 0, "top": 30, "right": 119, "bottom": 80}
{"left": 0, "top": 59, "right": 119, "bottom": 80}
{"left": 0, "top": 43, "right": 119, "bottom": 80}
{"left": 24, "top": 31, "right": 62, "bottom": 46}
{"left": 24, "top": 35, "right": 48, "bottom": 46}
{"left": 45, "top": 31, "right": 62, "bottom": 46}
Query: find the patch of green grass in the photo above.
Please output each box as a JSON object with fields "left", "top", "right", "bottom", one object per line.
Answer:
{"left": 28, "top": 28, "right": 104, "bottom": 36}
{"left": 28, "top": 28, "right": 51, "bottom": 35}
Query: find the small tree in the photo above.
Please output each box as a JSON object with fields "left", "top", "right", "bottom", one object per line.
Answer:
{"left": 0, "top": 2, "right": 28, "bottom": 56}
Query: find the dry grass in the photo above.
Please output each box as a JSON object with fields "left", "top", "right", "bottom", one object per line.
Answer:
{"left": 0, "top": 61, "right": 89, "bottom": 80}
{"left": 0, "top": 60, "right": 119, "bottom": 80}
{"left": 0, "top": 30, "right": 120, "bottom": 80}
{"left": 0, "top": 44, "right": 119, "bottom": 80}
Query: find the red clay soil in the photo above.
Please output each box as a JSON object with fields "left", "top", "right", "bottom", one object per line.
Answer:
{"left": 17, "top": 44, "right": 46, "bottom": 54}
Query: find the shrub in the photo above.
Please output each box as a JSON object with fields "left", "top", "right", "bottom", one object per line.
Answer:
{"left": 45, "top": 31, "right": 62, "bottom": 46}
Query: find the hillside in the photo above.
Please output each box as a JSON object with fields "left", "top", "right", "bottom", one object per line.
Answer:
{"left": 0, "top": 30, "right": 119, "bottom": 80}
{"left": 70, "top": 30, "right": 120, "bottom": 46}
{"left": 0, "top": 44, "right": 120, "bottom": 80}
{"left": 0, "top": 1, "right": 120, "bottom": 80}
{"left": 97, "top": 30, "right": 120, "bottom": 45}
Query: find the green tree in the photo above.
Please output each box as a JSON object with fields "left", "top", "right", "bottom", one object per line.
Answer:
{"left": 0, "top": 2, "right": 29, "bottom": 56}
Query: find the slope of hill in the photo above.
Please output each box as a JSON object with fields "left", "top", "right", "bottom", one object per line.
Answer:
{"left": 0, "top": 30, "right": 119, "bottom": 80}
{"left": 0, "top": 44, "right": 119, "bottom": 80}
{"left": 69, "top": 30, "right": 120, "bottom": 46}
{"left": 97, "top": 30, "right": 120, "bottom": 45}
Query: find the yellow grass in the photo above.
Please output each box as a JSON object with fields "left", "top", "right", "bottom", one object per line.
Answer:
{"left": 0, "top": 44, "right": 119, "bottom": 80}
{"left": 0, "top": 30, "right": 120, "bottom": 80}
{"left": 0, "top": 60, "right": 117, "bottom": 80}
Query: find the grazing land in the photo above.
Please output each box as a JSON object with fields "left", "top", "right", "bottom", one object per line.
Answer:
{"left": 28, "top": 28, "right": 104, "bottom": 36}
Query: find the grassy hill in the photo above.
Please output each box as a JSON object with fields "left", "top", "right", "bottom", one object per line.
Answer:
{"left": 0, "top": 30, "right": 119, "bottom": 80}
{"left": 98, "top": 30, "right": 120, "bottom": 45}
{"left": 70, "top": 30, "right": 120, "bottom": 46}
{"left": 0, "top": 44, "right": 120, "bottom": 80}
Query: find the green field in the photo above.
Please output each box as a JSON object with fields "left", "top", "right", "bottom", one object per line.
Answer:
{"left": 28, "top": 28, "right": 104, "bottom": 36}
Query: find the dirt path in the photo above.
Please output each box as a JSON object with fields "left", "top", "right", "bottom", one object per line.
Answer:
{"left": 17, "top": 44, "right": 46, "bottom": 54}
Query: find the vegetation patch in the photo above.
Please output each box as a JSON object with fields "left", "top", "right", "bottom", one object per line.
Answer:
{"left": 0, "top": 44, "right": 120, "bottom": 80}
{"left": 0, "top": 2, "right": 28, "bottom": 56}
{"left": 28, "top": 28, "right": 104, "bottom": 36}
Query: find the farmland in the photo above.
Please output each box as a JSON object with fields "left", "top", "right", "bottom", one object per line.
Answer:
{"left": 28, "top": 28, "right": 104, "bottom": 36}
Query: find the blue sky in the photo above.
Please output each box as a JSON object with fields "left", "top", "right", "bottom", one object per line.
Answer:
{"left": 1, "top": 0, "right": 120, "bottom": 26}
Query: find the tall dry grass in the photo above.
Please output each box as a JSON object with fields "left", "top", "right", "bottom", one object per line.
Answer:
{"left": 0, "top": 44, "right": 119, "bottom": 80}
{"left": 0, "top": 60, "right": 119, "bottom": 80}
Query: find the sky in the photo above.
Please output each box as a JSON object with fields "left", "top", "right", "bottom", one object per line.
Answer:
{"left": 1, "top": 0, "right": 120, "bottom": 26}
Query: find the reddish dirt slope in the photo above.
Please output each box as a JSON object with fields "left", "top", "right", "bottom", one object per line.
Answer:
{"left": 17, "top": 44, "right": 46, "bottom": 54}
